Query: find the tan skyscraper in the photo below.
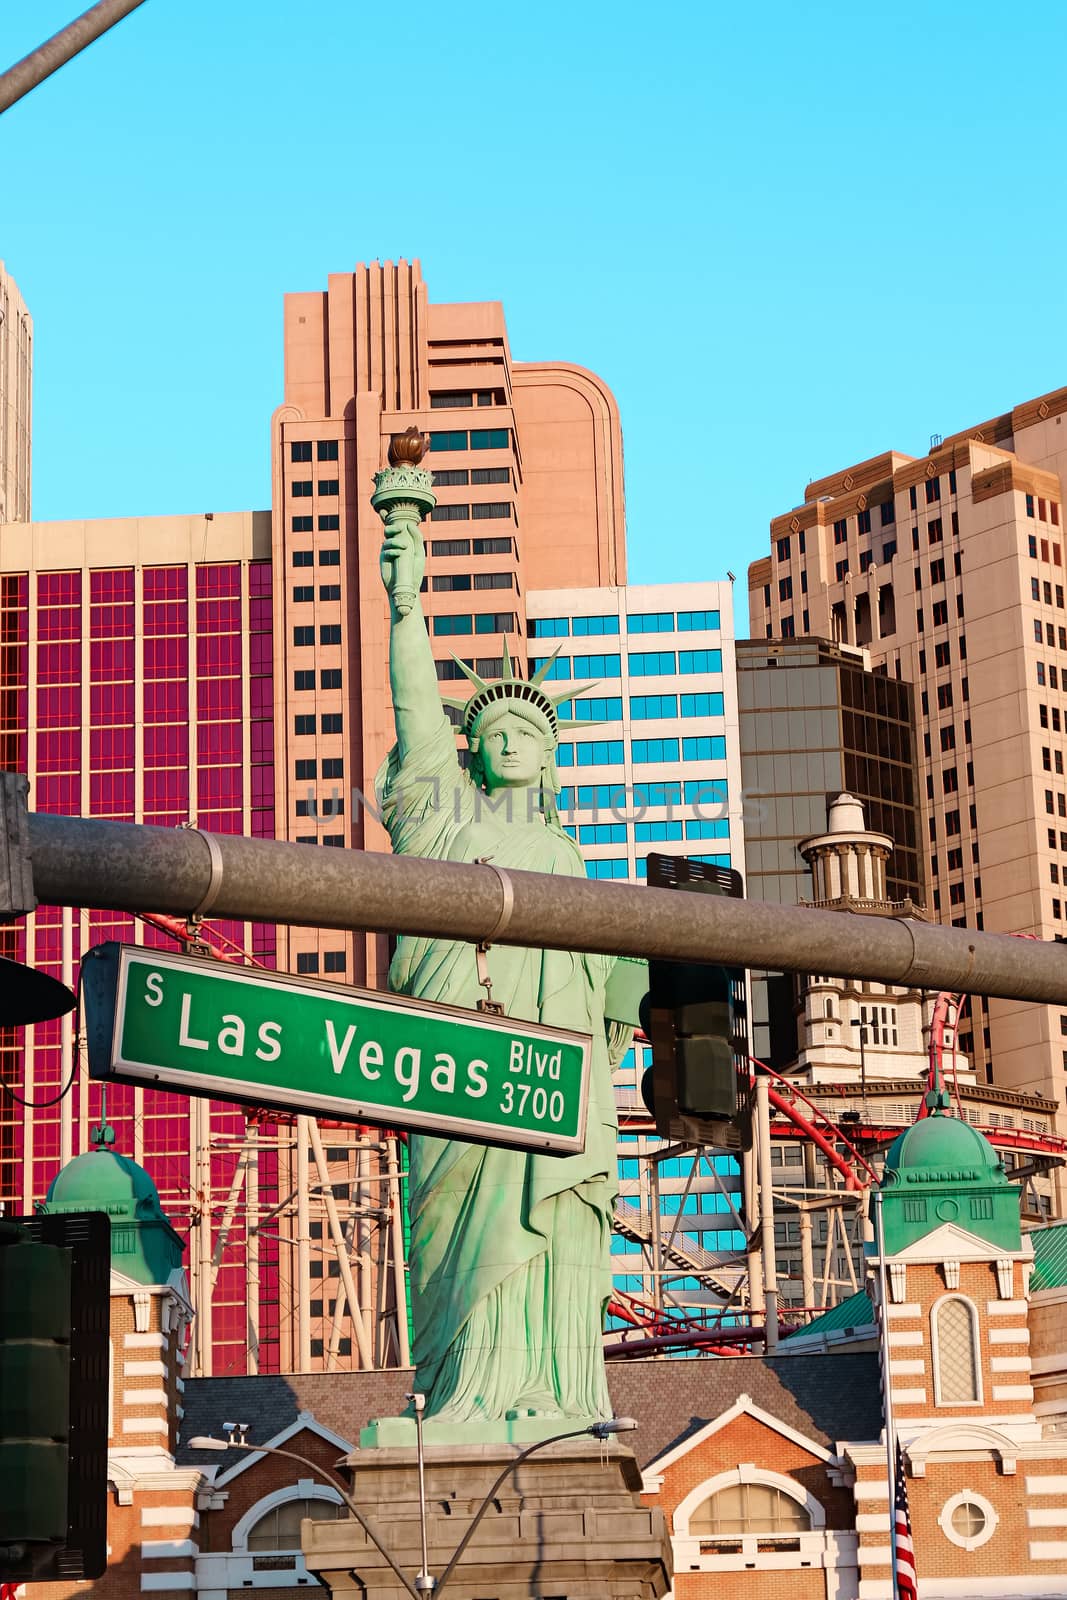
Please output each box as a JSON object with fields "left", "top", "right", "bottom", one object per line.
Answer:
{"left": 749, "top": 385, "right": 1067, "bottom": 1156}
{"left": 0, "top": 261, "right": 31, "bottom": 522}
{"left": 272, "top": 258, "right": 626, "bottom": 987}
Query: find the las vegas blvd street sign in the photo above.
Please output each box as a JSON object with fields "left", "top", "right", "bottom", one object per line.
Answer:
{"left": 81, "top": 943, "right": 591, "bottom": 1155}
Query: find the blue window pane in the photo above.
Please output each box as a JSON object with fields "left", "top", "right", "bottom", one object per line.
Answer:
{"left": 684, "top": 778, "right": 729, "bottom": 811}
{"left": 557, "top": 786, "right": 574, "bottom": 809}
{"left": 679, "top": 649, "right": 722, "bottom": 674}
{"left": 630, "top": 694, "right": 678, "bottom": 720}
{"left": 682, "top": 735, "right": 727, "bottom": 760}
{"left": 680, "top": 692, "right": 725, "bottom": 718}
{"left": 579, "top": 822, "right": 627, "bottom": 844}
{"left": 632, "top": 738, "right": 680, "bottom": 763}
{"left": 677, "top": 610, "right": 720, "bottom": 631}
{"left": 555, "top": 743, "right": 574, "bottom": 767}
{"left": 470, "top": 428, "right": 509, "bottom": 449}
{"left": 633, "top": 781, "right": 683, "bottom": 807}
{"left": 586, "top": 858, "right": 630, "bottom": 879}
{"left": 573, "top": 653, "right": 621, "bottom": 677}
{"left": 563, "top": 824, "right": 577, "bottom": 838}
{"left": 629, "top": 651, "right": 677, "bottom": 676}
{"left": 530, "top": 655, "right": 572, "bottom": 680}
{"left": 635, "top": 820, "right": 684, "bottom": 842}
{"left": 429, "top": 430, "right": 468, "bottom": 452}
{"left": 627, "top": 612, "right": 675, "bottom": 633}
{"left": 571, "top": 696, "right": 623, "bottom": 720}
{"left": 576, "top": 740, "right": 626, "bottom": 766}
{"left": 531, "top": 617, "right": 569, "bottom": 638}
{"left": 685, "top": 818, "right": 730, "bottom": 839}
{"left": 572, "top": 615, "right": 620, "bottom": 636}
{"left": 432, "top": 614, "right": 472, "bottom": 635}
{"left": 690, "top": 853, "right": 731, "bottom": 867}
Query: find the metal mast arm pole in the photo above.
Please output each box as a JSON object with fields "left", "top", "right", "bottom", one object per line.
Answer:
{"left": 873, "top": 1188, "right": 900, "bottom": 1600}
{"left": 15, "top": 804, "right": 1067, "bottom": 1005}
{"left": 0, "top": 0, "right": 148, "bottom": 115}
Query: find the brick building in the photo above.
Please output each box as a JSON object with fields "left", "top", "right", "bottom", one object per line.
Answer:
{"left": 19, "top": 1101, "right": 1067, "bottom": 1600}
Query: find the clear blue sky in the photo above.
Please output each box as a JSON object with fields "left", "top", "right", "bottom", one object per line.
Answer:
{"left": 4, "top": 0, "right": 1066, "bottom": 588}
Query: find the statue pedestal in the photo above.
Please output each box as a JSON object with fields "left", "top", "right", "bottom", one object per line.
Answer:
{"left": 302, "top": 1438, "right": 673, "bottom": 1600}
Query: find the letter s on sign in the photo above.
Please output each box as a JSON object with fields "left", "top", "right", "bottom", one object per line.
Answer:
{"left": 256, "top": 1022, "right": 282, "bottom": 1062}
{"left": 145, "top": 972, "right": 164, "bottom": 1008}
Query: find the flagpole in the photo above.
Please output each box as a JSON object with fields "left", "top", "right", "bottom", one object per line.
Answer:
{"left": 873, "top": 1185, "right": 900, "bottom": 1599}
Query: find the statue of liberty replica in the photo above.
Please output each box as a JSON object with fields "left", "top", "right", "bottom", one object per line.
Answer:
{"left": 373, "top": 430, "right": 636, "bottom": 1429}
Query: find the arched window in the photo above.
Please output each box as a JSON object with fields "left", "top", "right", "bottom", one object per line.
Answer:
{"left": 690, "top": 1482, "right": 811, "bottom": 1535}
{"left": 933, "top": 1296, "right": 980, "bottom": 1403}
{"left": 246, "top": 1497, "right": 345, "bottom": 1552}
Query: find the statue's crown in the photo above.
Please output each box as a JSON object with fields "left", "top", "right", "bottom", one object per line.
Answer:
{"left": 442, "top": 642, "right": 599, "bottom": 739}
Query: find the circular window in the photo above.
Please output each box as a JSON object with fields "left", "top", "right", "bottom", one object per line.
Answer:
{"left": 940, "top": 1491, "right": 997, "bottom": 1551}
{"left": 951, "top": 1502, "right": 986, "bottom": 1539}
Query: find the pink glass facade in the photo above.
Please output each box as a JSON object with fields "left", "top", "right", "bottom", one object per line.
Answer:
{"left": 0, "top": 547, "right": 281, "bottom": 1375}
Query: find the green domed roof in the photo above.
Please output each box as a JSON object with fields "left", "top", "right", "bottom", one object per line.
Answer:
{"left": 41, "top": 1134, "right": 185, "bottom": 1285}
{"left": 884, "top": 1108, "right": 1002, "bottom": 1178}
{"left": 45, "top": 1148, "right": 162, "bottom": 1211}
{"left": 876, "top": 1100, "right": 1021, "bottom": 1256}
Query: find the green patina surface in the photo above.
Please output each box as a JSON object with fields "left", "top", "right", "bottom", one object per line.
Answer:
{"left": 1029, "top": 1220, "right": 1067, "bottom": 1290}
{"left": 40, "top": 1142, "right": 184, "bottom": 1285}
{"left": 373, "top": 486, "right": 639, "bottom": 1438}
{"left": 877, "top": 1099, "right": 1021, "bottom": 1255}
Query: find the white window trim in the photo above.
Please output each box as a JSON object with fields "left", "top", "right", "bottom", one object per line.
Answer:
{"left": 674, "top": 1465, "right": 826, "bottom": 1536}
{"left": 231, "top": 1480, "right": 344, "bottom": 1553}
{"left": 939, "top": 1489, "right": 998, "bottom": 1551}
{"left": 931, "top": 1292, "right": 984, "bottom": 1407}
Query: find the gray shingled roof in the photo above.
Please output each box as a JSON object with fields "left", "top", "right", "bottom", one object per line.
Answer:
{"left": 179, "top": 1352, "right": 881, "bottom": 1471}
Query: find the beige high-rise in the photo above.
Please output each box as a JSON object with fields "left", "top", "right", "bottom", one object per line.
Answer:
{"left": 749, "top": 385, "right": 1067, "bottom": 1150}
{"left": 0, "top": 261, "right": 31, "bottom": 522}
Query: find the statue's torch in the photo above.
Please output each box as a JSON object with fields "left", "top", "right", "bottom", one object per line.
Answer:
{"left": 372, "top": 428, "right": 436, "bottom": 617}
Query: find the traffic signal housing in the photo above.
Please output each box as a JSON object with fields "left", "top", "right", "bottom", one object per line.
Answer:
{"left": 0, "top": 1210, "right": 109, "bottom": 1584}
{"left": 640, "top": 856, "right": 753, "bottom": 1148}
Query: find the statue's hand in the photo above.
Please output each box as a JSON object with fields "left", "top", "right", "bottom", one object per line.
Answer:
{"left": 380, "top": 517, "right": 426, "bottom": 605}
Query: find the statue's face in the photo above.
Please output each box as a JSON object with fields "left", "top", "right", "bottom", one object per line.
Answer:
{"left": 477, "top": 710, "right": 547, "bottom": 789}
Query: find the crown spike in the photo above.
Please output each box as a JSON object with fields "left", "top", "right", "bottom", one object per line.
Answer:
{"left": 530, "top": 645, "right": 565, "bottom": 687}
{"left": 501, "top": 638, "right": 516, "bottom": 682}
{"left": 549, "top": 680, "right": 599, "bottom": 707}
{"left": 449, "top": 656, "right": 487, "bottom": 691}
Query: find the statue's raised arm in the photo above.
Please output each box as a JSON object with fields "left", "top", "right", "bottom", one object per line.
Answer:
{"left": 374, "top": 430, "right": 444, "bottom": 761}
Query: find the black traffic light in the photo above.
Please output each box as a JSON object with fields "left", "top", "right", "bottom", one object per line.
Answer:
{"left": 0, "top": 1211, "right": 109, "bottom": 1583}
{"left": 640, "top": 855, "right": 753, "bottom": 1148}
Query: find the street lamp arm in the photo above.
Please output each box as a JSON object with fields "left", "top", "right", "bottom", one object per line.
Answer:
{"left": 224, "top": 1440, "right": 420, "bottom": 1600}
{"left": 434, "top": 1426, "right": 606, "bottom": 1596}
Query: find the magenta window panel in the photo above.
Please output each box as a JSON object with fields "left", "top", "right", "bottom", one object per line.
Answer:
{"left": 37, "top": 642, "right": 81, "bottom": 685}
{"left": 143, "top": 602, "right": 188, "bottom": 635}
{"left": 249, "top": 560, "right": 272, "bottom": 598}
{"left": 249, "top": 632, "right": 272, "bottom": 674}
{"left": 198, "top": 766, "right": 242, "bottom": 808}
{"left": 90, "top": 638, "right": 134, "bottom": 682}
{"left": 36, "top": 685, "right": 76, "bottom": 729}
{"left": 143, "top": 635, "right": 188, "bottom": 678}
{"left": 199, "top": 722, "right": 242, "bottom": 762}
{"left": 89, "top": 570, "right": 134, "bottom": 605}
{"left": 37, "top": 606, "right": 82, "bottom": 641}
{"left": 89, "top": 682, "right": 134, "bottom": 725}
{"left": 197, "top": 633, "right": 242, "bottom": 674}
{"left": 90, "top": 603, "right": 135, "bottom": 639}
{"left": 249, "top": 599, "right": 272, "bottom": 634}
{"left": 143, "top": 724, "right": 188, "bottom": 765}
{"left": 142, "top": 679, "right": 188, "bottom": 721}
{"left": 198, "top": 810, "right": 241, "bottom": 835}
{"left": 198, "top": 679, "right": 241, "bottom": 719}
{"left": 35, "top": 773, "right": 81, "bottom": 813}
{"left": 196, "top": 602, "right": 242, "bottom": 638}
{"left": 90, "top": 726, "right": 135, "bottom": 772}
{"left": 195, "top": 564, "right": 241, "bottom": 600}
{"left": 143, "top": 769, "right": 189, "bottom": 813}
{"left": 250, "top": 766, "right": 273, "bottom": 808}
{"left": 250, "top": 720, "right": 273, "bottom": 763}
{"left": 37, "top": 573, "right": 81, "bottom": 607}
{"left": 36, "top": 728, "right": 80, "bottom": 773}
{"left": 89, "top": 770, "right": 134, "bottom": 816}
{"left": 143, "top": 567, "right": 188, "bottom": 601}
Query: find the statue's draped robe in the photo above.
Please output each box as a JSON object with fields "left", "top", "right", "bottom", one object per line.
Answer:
{"left": 377, "top": 717, "right": 617, "bottom": 1421}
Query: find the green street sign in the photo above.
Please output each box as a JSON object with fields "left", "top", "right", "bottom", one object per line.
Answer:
{"left": 81, "top": 944, "right": 590, "bottom": 1155}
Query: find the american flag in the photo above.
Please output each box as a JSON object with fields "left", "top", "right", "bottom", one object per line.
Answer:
{"left": 894, "top": 1439, "right": 918, "bottom": 1600}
